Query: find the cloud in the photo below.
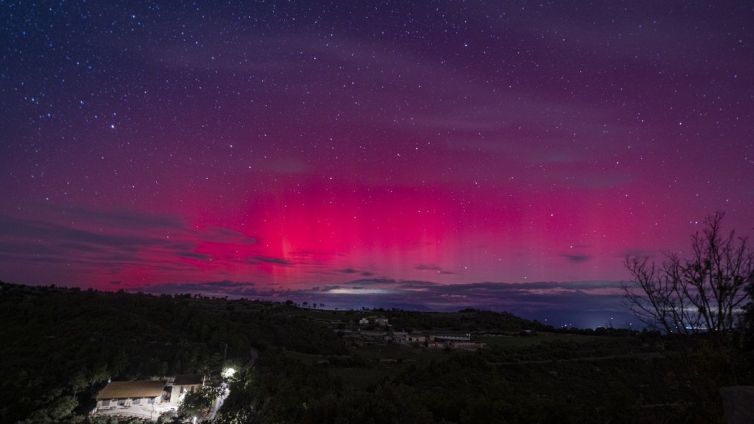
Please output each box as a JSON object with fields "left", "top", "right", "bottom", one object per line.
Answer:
{"left": 344, "top": 278, "right": 399, "bottom": 286}
{"left": 251, "top": 255, "right": 293, "bottom": 266}
{"left": 0, "top": 206, "right": 264, "bottom": 285}
{"left": 0, "top": 214, "right": 169, "bottom": 249}
{"left": 560, "top": 254, "right": 592, "bottom": 263}
{"left": 200, "top": 227, "right": 257, "bottom": 245}
{"left": 178, "top": 252, "right": 212, "bottom": 261}
{"left": 338, "top": 268, "right": 374, "bottom": 277}
{"left": 326, "top": 287, "right": 395, "bottom": 295}
{"left": 52, "top": 206, "right": 186, "bottom": 231}
{"left": 415, "top": 264, "right": 455, "bottom": 275}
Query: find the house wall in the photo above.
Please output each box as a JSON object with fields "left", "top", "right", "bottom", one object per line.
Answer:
{"left": 169, "top": 384, "right": 201, "bottom": 404}
{"left": 97, "top": 396, "right": 160, "bottom": 410}
{"left": 169, "top": 385, "right": 180, "bottom": 404}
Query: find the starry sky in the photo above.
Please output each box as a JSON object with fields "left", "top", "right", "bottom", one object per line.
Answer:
{"left": 1, "top": 1, "right": 754, "bottom": 324}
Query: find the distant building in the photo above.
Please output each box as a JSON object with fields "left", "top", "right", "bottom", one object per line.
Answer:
{"left": 407, "top": 334, "right": 426, "bottom": 344}
{"left": 373, "top": 317, "right": 389, "bottom": 327}
{"left": 168, "top": 374, "right": 204, "bottom": 404}
{"left": 392, "top": 331, "right": 427, "bottom": 345}
{"left": 392, "top": 331, "right": 407, "bottom": 342}
{"left": 95, "top": 380, "right": 166, "bottom": 410}
{"left": 427, "top": 334, "right": 484, "bottom": 350}
{"left": 430, "top": 333, "right": 471, "bottom": 342}
{"left": 359, "top": 316, "right": 390, "bottom": 327}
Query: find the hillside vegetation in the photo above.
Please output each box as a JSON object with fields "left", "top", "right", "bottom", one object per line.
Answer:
{"left": 1, "top": 282, "right": 752, "bottom": 424}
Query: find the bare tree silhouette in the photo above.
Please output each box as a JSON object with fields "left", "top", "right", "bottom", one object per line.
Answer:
{"left": 623, "top": 212, "right": 754, "bottom": 335}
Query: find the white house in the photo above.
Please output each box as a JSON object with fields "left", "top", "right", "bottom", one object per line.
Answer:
{"left": 95, "top": 380, "right": 167, "bottom": 410}
{"left": 359, "top": 316, "right": 389, "bottom": 327}
{"left": 406, "top": 334, "right": 426, "bottom": 344}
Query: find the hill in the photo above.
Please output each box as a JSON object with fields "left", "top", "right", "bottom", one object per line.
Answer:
{"left": 1, "top": 282, "right": 752, "bottom": 423}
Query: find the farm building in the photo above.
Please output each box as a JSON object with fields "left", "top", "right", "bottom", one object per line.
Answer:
{"left": 95, "top": 380, "right": 166, "bottom": 410}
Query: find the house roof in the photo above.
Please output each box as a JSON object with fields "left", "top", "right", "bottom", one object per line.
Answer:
{"left": 96, "top": 380, "right": 165, "bottom": 400}
{"left": 173, "top": 374, "right": 203, "bottom": 386}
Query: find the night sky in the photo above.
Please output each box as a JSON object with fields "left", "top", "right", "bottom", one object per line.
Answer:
{"left": 2, "top": 1, "right": 754, "bottom": 325}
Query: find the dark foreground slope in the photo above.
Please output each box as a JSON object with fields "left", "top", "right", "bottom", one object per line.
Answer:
{"left": 0, "top": 282, "right": 342, "bottom": 423}
{"left": 220, "top": 334, "right": 752, "bottom": 424}
{"left": 1, "top": 282, "right": 752, "bottom": 424}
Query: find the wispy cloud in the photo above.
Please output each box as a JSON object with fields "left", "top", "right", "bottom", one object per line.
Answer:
{"left": 252, "top": 255, "right": 294, "bottom": 266}
{"left": 0, "top": 207, "right": 268, "bottom": 285}
{"left": 415, "top": 264, "right": 455, "bottom": 275}
{"left": 338, "top": 268, "right": 374, "bottom": 277}
{"left": 560, "top": 254, "right": 592, "bottom": 263}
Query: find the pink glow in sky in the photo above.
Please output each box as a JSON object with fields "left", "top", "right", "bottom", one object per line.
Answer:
{"left": 1, "top": 1, "right": 753, "bottom": 319}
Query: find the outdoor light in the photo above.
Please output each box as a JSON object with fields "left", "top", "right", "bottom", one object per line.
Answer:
{"left": 222, "top": 367, "right": 236, "bottom": 379}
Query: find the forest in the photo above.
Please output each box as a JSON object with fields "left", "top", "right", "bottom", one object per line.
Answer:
{"left": 1, "top": 281, "right": 753, "bottom": 424}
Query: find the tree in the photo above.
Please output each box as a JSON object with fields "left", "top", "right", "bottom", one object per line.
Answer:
{"left": 178, "top": 385, "right": 223, "bottom": 420}
{"left": 623, "top": 212, "right": 754, "bottom": 335}
{"left": 744, "top": 274, "right": 754, "bottom": 346}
